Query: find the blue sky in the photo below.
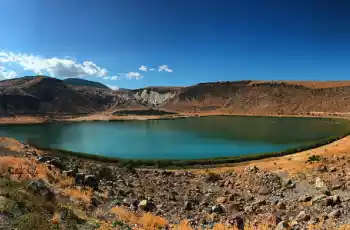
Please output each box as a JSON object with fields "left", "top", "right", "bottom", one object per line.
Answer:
{"left": 0, "top": 0, "right": 350, "bottom": 89}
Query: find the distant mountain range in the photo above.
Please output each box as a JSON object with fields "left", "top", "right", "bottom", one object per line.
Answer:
{"left": 0, "top": 76, "right": 349, "bottom": 116}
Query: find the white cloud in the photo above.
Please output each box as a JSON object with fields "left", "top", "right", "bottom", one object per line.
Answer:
{"left": 158, "top": 65, "right": 173, "bottom": 72}
{"left": 110, "top": 76, "right": 121, "bottom": 80}
{"left": 126, "top": 72, "right": 143, "bottom": 80}
{"left": 0, "top": 66, "right": 17, "bottom": 79}
{"left": 149, "top": 68, "right": 155, "bottom": 71}
{"left": 107, "top": 85, "right": 119, "bottom": 90}
{"left": 0, "top": 51, "right": 108, "bottom": 78}
{"left": 103, "top": 76, "right": 110, "bottom": 80}
{"left": 139, "top": 65, "right": 148, "bottom": 72}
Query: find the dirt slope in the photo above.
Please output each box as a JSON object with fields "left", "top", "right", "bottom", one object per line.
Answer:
{"left": 164, "top": 81, "right": 350, "bottom": 115}
{"left": 0, "top": 76, "right": 116, "bottom": 114}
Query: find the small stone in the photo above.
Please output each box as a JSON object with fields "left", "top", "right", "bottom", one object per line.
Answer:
{"left": 308, "top": 217, "right": 319, "bottom": 225}
{"left": 184, "top": 201, "right": 195, "bottom": 210}
{"left": 315, "top": 177, "right": 327, "bottom": 189}
{"left": 63, "top": 170, "right": 76, "bottom": 177}
{"left": 227, "top": 202, "right": 242, "bottom": 212}
{"left": 211, "top": 204, "right": 225, "bottom": 214}
{"left": 276, "top": 221, "right": 289, "bottom": 230}
{"left": 296, "top": 211, "right": 310, "bottom": 222}
{"left": 244, "top": 165, "right": 259, "bottom": 173}
{"left": 298, "top": 195, "right": 312, "bottom": 202}
{"left": 332, "top": 195, "right": 341, "bottom": 204}
{"left": 277, "top": 201, "right": 286, "bottom": 209}
{"left": 311, "top": 195, "right": 327, "bottom": 204}
{"left": 316, "top": 165, "right": 328, "bottom": 172}
{"left": 321, "top": 189, "right": 331, "bottom": 196}
{"left": 328, "top": 209, "right": 341, "bottom": 218}
{"left": 216, "top": 196, "right": 227, "bottom": 204}
{"left": 258, "top": 186, "right": 271, "bottom": 195}
{"left": 330, "top": 167, "right": 337, "bottom": 172}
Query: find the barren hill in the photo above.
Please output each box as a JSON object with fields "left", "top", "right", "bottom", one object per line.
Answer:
{"left": 163, "top": 81, "right": 350, "bottom": 115}
{"left": 0, "top": 77, "right": 349, "bottom": 116}
{"left": 0, "top": 76, "right": 117, "bottom": 114}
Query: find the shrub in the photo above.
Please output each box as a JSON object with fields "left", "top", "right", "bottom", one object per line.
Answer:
{"left": 13, "top": 213, "right": 54, "bottom": 230}
{"left": 308, "top": 155, "right": 321, "bottom": 163}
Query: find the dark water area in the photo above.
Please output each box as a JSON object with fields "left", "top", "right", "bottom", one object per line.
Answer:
{"left": 0, "top": 116, "right": 348, "bottom": 160}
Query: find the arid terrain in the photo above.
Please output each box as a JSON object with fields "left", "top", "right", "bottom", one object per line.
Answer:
{"left": 0, "top": 76, "right": 350, "bottom": 121}
{"left": 1, "top": 134, "right": 350, "bottom": 229}
{"left": 0, "top": 76, "right": 350, "bottom": 229}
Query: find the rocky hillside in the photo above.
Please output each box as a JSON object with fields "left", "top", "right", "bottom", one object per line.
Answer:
{"left": 1, "top": 136, "right": 350, "bottom": 229}
{"left": 163, "top": 81, "right": 350, "bottom": 115}
{"left": 0, "top": 77, "right": 349, "bottom": 116}
{"left": 0, "top": 76, "right": 118, "bottom": 115}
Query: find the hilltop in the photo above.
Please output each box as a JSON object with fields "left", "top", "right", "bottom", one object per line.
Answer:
{"left": 0, "top": 76, "right": 349, "bottom": 118}
{"left": 63, "top": 78, "right": 110, "bottom": 89}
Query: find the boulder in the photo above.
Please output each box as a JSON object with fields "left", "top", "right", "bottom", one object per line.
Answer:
{"left": 47, "top": 159, "right": 65, "bottom": 170}
{"left": 75, "top": 173, "right": 85, "bottom": 185}
{"left": 211, "top": 204, "right": 225, "bottom": 214}
{"left": 37, "top": 155, "right": 53, "bottom": 163}
{"left": 296, "top": 211, "right": 310, "bottom": 222}
{"left": 328, "top": 209, "right": 341, "bottom": 218}
{"left": 63, "top": 170, "right": 76, "bottom": 177}
{"left": 138, "top": 200, "right": 156, "bottom": 211}
{"left": 84, "top": 175, "right": 99, "bottom": 189}
{"left": 27, "top": 179, "right": 55, "bottom": 202}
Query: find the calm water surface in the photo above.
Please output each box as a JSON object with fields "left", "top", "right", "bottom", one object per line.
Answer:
{"left": 0, "top": 116, "right": 348, "bottom": 160}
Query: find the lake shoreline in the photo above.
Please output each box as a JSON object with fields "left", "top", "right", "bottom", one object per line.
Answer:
{"left": 0, "top": 112, "right": 349, "bottom": 168}
{"left": 0, "top": 111, "right": 349, "bottom": 125}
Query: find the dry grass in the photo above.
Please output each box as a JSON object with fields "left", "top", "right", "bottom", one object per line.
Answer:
{"left": 61, "top": 187, "right": 93, "bottom": 204}
{"left": 0, "top": 156, "right": 60, "bottom": 182}
{"left": 110, "top": 206, "right": 168, "bottom": 229}
{"left": 51, "top": 212, "right": 60, "bottom": 225}
{"left": 59, "top": 177, "right": 75, "bottom": 188}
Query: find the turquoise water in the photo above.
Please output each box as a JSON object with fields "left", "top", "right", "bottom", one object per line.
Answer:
{"left": 0, "top": 116, "right": 348, "bottom": 160}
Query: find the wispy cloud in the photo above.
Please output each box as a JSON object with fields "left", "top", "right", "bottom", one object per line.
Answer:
{"left": 110, "top": 76, "right": 121, "bottom": 80}
{"left": 158, "top": 65, "right": 173, "bottom": 72}
{"left": 126, "top": 72, "right": 143, "bottom": 80}
{"left": 139, "top": 65, "right": 148, "bottom": 72}
{"left": 0, "top": 66, "right": 17, "bottom": 79}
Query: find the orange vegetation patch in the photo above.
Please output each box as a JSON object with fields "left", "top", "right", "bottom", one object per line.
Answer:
{"left": 0, "top": 156, "right": 60, "bottom": 181}
{"left": 110, "top": 206, "right": 168, "bottom": 229}
{"left": 60, "top": 187, "right": 93, "bottom": 204}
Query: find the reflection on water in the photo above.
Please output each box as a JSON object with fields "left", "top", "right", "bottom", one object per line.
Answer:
{"left": 0, "top": 116, "right": 348, "bottom": 160}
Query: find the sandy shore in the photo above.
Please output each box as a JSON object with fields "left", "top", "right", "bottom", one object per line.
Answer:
{"left": 0, "top": 110, "right": 349, "bottom": 125}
